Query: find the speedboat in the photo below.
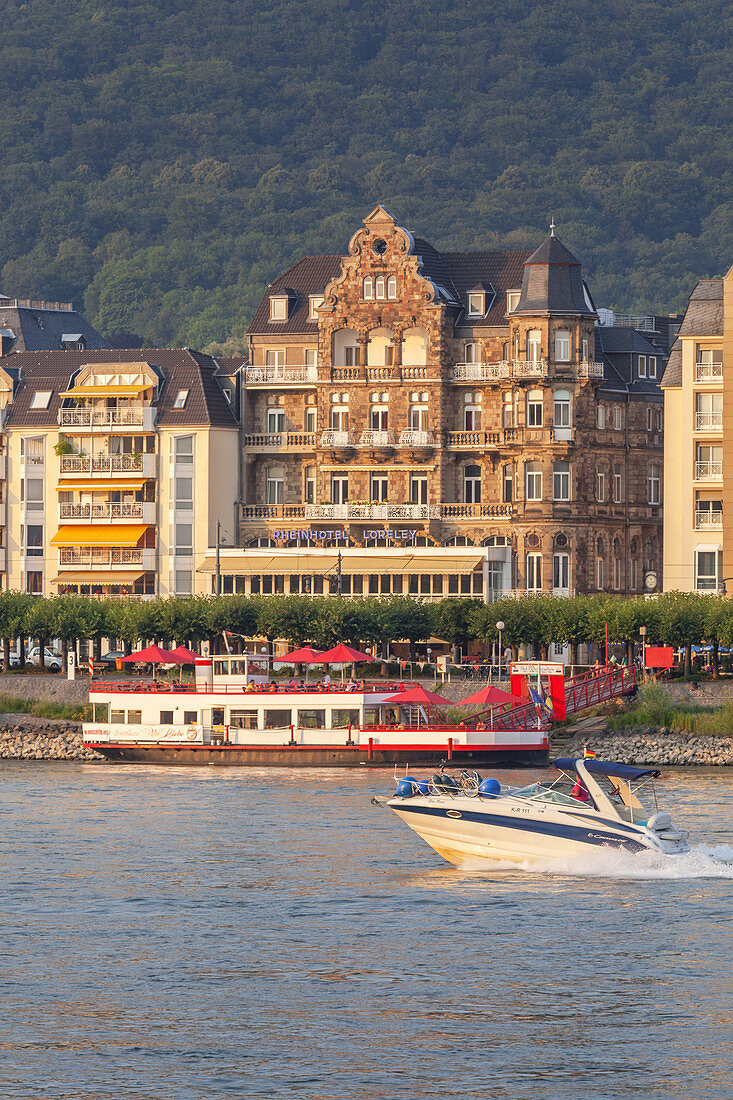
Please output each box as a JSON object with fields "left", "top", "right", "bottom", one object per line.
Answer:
{"left": 382, "top": 757, "right": 690, "bottom": 866}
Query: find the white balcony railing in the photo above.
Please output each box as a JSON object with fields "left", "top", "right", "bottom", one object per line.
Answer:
{"left": 578, "top": 361, "right": 604, "bottom": 379}
{"left": 695, "top": 362, "right": 723, "bottom": 382}
{"left": 357, "top": 430, "right": 394, "bottom": 448}
{"left": 451, "top": 362, "right": 512, "bottom": 381}
{"left": 58, "top": 407, "right": 156, "bottom": 430}
{"left": 320, "top": 431, "right": 352, "bottom": 448}
{"left": 245, "top": 365, "right": 318, "bottom": 384}
{"left": 695, "top": 411, "right": 723, "bottom": 431}
{"left": 59, "top": 453, "right": 156, "bottom": 478}
{"left": 398, "top": 430, "right": 435, "bottom": 447}
{"left": 58, "top": 502, "right": 155, "bottom": 523}
{"left": 512, "top": 359, "right": 547, "bottom": 377}
{"left": 58, "top": 548, "right": 155, "bottom": 569}
{"left": 695, "top": 461, "right": 723, "bottom": 481}
{"left": 695, "top": 510, "right": 723, "bottom": 529}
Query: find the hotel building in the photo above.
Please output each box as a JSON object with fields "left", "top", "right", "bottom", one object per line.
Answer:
{"left": 0, "top": 349, "right": 238, "bottom": 597}
{"left": 662, "top": 268, "right": 732, "bottom": 592}
{"left": 209, "top": 207, "right": 666, "bottom": 600}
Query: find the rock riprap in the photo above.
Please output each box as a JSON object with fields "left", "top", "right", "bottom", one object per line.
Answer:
{"left": 0, "top": 717, "right": 102, "bottom": 761}
{"left": 556, "top": 727, "right": 733, "bottom": 767}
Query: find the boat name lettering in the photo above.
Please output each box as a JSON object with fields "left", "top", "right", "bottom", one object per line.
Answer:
{"left": 272, "top": 528, "right": 418, "bottom": 541}
{"left": 510, "top": 806, "right": 533, "bottom": 814}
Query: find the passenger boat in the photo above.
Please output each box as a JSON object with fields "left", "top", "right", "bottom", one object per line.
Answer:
{"left": 382, "top": 757, "right": 690, "bottom": 864}
{"left": 82, "top": 654, "right": 548, "bottom": 766}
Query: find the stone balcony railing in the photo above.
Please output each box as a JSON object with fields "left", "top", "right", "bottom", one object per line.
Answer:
{"left": 58, "top": 407, "right": 157, "bottom": 430}
{"left": 305, "top": 503, "right": 440, "bottom": 521}
{"left": 243, "top": 432, "right": 316, "bottom": 449}
{"left": 695, "top": 510, "right": 723, "bottom": 529}
{"left": 239, "top": 502, "right": 514, "bottom": 522}
{"left": 244, "top": 365, "right": 318, "bottom": 384}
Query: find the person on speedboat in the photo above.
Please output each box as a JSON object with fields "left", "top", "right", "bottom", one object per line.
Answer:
{"left": 571, "top": 779, "right": 590, "bottom": 802}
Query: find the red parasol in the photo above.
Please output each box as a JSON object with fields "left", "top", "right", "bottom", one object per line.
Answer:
{"left": 167, "top": 646, "right": 208, "bottom": 665}
{"left": 273, "top": 646, "right": 325, "bottom": 664}
{"left": 318, "top": 644, "right": 376, "bottom": 664}
{"left": 460, "top": 685, "right": 518, "bottom": 707}
{"left": 121, "top": 644, "right": 177, "bottom": 664}
{"left": 383, "top": 684, "right": 452, "bottom": 706}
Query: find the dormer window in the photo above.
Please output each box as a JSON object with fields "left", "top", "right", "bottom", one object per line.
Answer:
{"left": 174, "top": 389, "right": 189, "bottom": 409}
{"left": 309, "top": 295, "right": 324, "bottom": 321}
{"left": 507, "top": 291, "right": 520, "bottom": 313}
{"left": 467, "top": 292, "right": 484, "bottom": 317}
{"left": 30, "top": 391, "right": 52, "bottom": 410}
{"left": 269, "top": 296, "right": 288, "bottom": 321}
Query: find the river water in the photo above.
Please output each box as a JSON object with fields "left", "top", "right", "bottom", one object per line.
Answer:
{"left": 0, "top": 763, "right": 731, "bottom": 1100}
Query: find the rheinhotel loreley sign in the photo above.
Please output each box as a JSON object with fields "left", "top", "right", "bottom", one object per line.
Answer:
{"left": 271, "top": 528, "right": 421, "bottom": 542}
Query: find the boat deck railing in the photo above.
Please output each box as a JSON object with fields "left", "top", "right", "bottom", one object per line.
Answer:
{"left": 88, "top": 679, "right": 409, "bottom": 695}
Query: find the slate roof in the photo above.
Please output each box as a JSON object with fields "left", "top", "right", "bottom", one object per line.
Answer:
{"left": 4, "top": 349, "right": 238, "bottom": 429}
{"left": 660, "top": 340, "right": 682, "bottom": 388}
{"left": 677, "top": 278, "right": 723, "bottom": 337}
{"left": 514, "top": 235, "right": 596, "bottom": 317}
{"left": 0, "top": 300, "right": 110, "bottom": 354}
{"left": 594, "top": 326, "right": 666, "bottom": 397}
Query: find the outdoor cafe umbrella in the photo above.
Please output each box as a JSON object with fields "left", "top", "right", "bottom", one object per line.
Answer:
{"left": 317, "top": 643, "right": 377, "bottom": 682}
{"left": 460, "top": 685, "right": 517, "bottom": 707}
{"left": 273, "top": 645, "right": 324, "bottom": 682}
{"left": 121, "top": 644, "right": 178, "bottom": 677}
{"left": 168, "top": 646, "right": 207, "bottom": 664}
{"left": 383, "top": 683, "right": 452, "bottom": 728}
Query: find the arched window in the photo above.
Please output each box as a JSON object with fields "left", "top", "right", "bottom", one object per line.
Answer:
{"left": 366, "top": 327, "right": 394, "bottom": 367}
{"left": 526, "top": 329, "right": 542, "bottom": 362}
{"left": 464, "top": 464, "right": 481, "bottom": 503}
{"left": 375, "top": 276, "right": 386, "bottom": 299}
{"left": 332, "top": 328, "right": 360, "bottom": 367}
{"left": 363, "top": 277, "right": 373, "bottom": 300}
{"left": 464, "top": 342, "right": 479, "bottom": 365}
{"left": 387, "top": 276, "right": 397, "bottom": 299}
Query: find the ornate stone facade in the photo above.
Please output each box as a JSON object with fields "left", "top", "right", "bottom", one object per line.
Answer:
{"left": 238, "top": 207, "right": 664, "bottom": 599}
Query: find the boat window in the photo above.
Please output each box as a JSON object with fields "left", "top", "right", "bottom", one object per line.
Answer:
{"left": 363, "top": 707, "right": 380, "bottom": 726}
{"left": 229, "top": 659, "right": 248, "bottom": 675}
{"left": 331, "top": 708, "right": 360, "bottom": 728}
{"left": 127, "top": 710, "right": 142, "bottom": 725}
{"left": 183, "top": 710, "right": 197, "bottom": 724}
{"left": 213, "top": 659, "right": 229, "bottom": 675}
{"left": 297, "top": 709, "right": 326, "bottom": 729}
{"left": 93, "top": 702, "right": 109, "bottom": 722}
{"left": 265, "top": 709, "right": 291, "bottom": 729}
{"left": 230, "top": 709, "right": 259, "bottom": 729}
{"left": 160, "top": 710, "right": 174, "bottom": 723}
{"left": 110, "top": 709, "right": 125, "bottom": 724}
{"left": 512, "top": 782, "right": 580, "bottom": 806}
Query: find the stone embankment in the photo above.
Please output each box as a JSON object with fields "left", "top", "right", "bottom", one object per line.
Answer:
{"left": 0, "top": 716, "right": 102, "bottom": 762}
{"left": 556, "top": 728, "right": 733, "bottom": 767}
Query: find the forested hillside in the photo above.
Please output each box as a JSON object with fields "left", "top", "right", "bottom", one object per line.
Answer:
{"left": 0, "top": 0, "right": 730, "bottom": 350}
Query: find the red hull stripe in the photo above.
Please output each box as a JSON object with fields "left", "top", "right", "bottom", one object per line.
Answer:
{"left": 87, "top": 741, "right": 547, "bottom": 753}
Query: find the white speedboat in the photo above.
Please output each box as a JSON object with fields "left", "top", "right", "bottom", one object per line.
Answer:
{"left": 383, "top": 757, "right": 690, "bottom": 866}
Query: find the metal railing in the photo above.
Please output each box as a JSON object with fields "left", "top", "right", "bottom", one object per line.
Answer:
{"left": 59, "top": 502, "right": 149, "bottom": 521}
{"left": 695, "top": 362, "right": 723, "bottom": 382}
{"left": 398, "top": 430, "right": 435, "bottom": 447}
{"left": 695, "top": 411, "right": 723, "bottom": 431}
{"left": 695, "top": 510, "right": 723, "bottom": 529}
{"left": 59, "top": 454, "right": 153, "bottom": 476}
{"left": 512, "top": 359, "right": 547, "bottom": 377}
{"left": 59, "top": 548, "right": 147, "bottom": 567}
{"left": 58, "top": 407, "right": 154, "bottom": 429}
{"left": 695, "top": 461, "right": 723, "bottom": 480}
{"left": 357, "top": 430, "right": 394, "bottom": 448}
{"left": 304, "top": 502, "right": 439, "bottom": 521}
{"left": 451, "top": 362, "right": 511, "bottom": 381}
{"left": 244, "top": 365, "right": 318, "bottom": 384}
{"left": 578, "top": 361, "right": 604, "bottom": 379}
{"left": 320, "top": 430, "right": 353, "bottom": 448}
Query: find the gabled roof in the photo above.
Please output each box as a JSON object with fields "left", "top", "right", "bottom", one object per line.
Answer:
{"left": 660, "top": 340, "right": 682, "bottom": 388}
{"left": 249, "top": 256, "right": 343, "bottom": 335}
{"left": 4, "top": 349, "right": 238, "bottom": 428}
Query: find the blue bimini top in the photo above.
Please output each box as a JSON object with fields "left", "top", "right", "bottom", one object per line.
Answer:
{"left": 553, "top": 758, "right": 661, "bottom": 782}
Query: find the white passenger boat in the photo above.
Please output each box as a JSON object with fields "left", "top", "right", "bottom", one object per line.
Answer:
{"left": 384, "top": 757, "right": 690, "bottom": 864}
{"left": 82, "top": 653, "right": 548, "bottom": 766}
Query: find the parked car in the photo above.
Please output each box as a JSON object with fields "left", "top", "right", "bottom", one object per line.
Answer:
{"left": 99, "top": 650, "right": 126, "bottom": 670}
{"left": 25, "top": 646, "right": 63, "bottom": 672}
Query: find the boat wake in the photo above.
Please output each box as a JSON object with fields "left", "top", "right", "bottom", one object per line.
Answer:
{"left": 458, "top": 843, "right": 733, "bottom": 879}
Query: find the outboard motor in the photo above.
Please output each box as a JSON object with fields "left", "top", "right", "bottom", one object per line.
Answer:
{"left": 478, "top": 777, "right": 501, "bottom": 799}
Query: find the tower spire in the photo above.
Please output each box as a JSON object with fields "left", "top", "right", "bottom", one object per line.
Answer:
{"left": 549, "top": 217, "right": 556, "bottom": 238}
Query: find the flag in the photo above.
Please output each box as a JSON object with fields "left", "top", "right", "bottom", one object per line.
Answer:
{"left": 399, "top": 659, "right": 407, "bottom": 670}
{"left": 584, "top": 747, "right": 596, "bottom": 759}
{"left": 528, "top": 686, "right": 551, "bottom": 721}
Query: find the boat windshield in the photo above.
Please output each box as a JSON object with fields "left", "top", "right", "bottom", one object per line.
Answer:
{"left": 510, "top": 782, "right": 586, "bottom": 808}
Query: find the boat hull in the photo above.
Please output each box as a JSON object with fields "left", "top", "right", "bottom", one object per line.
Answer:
{"left": 389, "top": 796, "right": 656, "bottom": 866}
{"left": 89, "top": 743, "right": 549, "bottom": 767}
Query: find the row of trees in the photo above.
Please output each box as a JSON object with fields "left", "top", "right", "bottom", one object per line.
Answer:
{"left": 1, "top": 591, "right": 731, "bottom": 675}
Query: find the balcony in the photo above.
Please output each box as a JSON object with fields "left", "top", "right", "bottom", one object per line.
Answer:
{"left": 439, "top": 503, "right": 514, "bottom": 519}
{"left": 240, "top": 504, "right": 307, "bottom": 521}
{"left": 512, "top": 359, "right": 547, "bottom": 378}
{"left": 58, "top": 501, "right": 156, "bottom": 523}
{"left": 244, "top": 365, "right": 318, "bottom": 385}
{"left": 695, "top": 362, "right": 723, "bottom": 383}
{"left": 304, "top": 503, "right": 439, "bottom": 521}
{"left": 320, "top": 430, "right": 354, "bottom": 449}
{"left": 446, "top": 431, "right": 501, "bottom": 448}
{"left": 695, "top": 411, "right": 723, "bottom": 432}
{"left": 58, "top": 407, "right": 157, "bottom": 431}
{"left": 397, "top": 430, "right": 435, "bottom": 448}
{"left": 451, "top": 361, "right": 511, "bottom": 382}
{"left": 58, "top": 548, "right": 156, "bottom": 570}
{"left": 578, "top": 361, "right": 604, "bottom": 379}
{"left": 356, "top": 430, "right": 394, "bottom": 449}
{"left": 695, "top": 461, "right": 723, "bottom": 481}
{"left": 59, "top": 453, "right": 157, "bottom": 478}
{"left": 242, "top": 432, "right": 316, "bottom": 451}
{"left": 695, "top": 510, "right": 723, "bottom": 530}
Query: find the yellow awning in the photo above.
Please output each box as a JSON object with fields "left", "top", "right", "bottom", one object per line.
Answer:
{"left": 56, "top": 480, "right": 147, "bottom": 492}
{"left": 53, "top": 571, "right": 146, "bottom": 585}
{"left": 198, "top": 552, "right": 484, "bottom": 576}
{"left": 59, "top": 384, "right": 153, "bottom": 397}
{"left": 51, "top": 524, "right": 149, "bottom": 547}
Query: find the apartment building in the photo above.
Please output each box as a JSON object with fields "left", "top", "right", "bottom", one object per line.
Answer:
{"left": 212, "top": 206, "right": 665, "bottom": 601}
{"left": 662, "top": 268, "right": 733, "bottom": 592}
{"left": 0, "top": 296, "right": 109, "bottom": 356}
{"left": 0, "top": 349, "right": 239, "bottom": 597}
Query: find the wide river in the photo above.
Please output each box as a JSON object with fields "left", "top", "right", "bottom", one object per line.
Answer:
{"left": 0, "top": 763, "right": 731, "bottom": 1099}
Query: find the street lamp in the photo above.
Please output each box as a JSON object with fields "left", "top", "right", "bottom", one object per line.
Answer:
{"left": 496, "top": 620, "right": 505, "bottom": 677}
